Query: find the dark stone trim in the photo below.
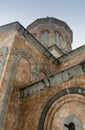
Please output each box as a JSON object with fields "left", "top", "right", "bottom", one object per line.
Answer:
{"left": 0, "top": 54, "right": 18, "bottom": 130}
{"left": 0, "top": 22, "right": 59, "bottom": 65}
{"left": 20, "top": 61, "right": 85, "bottom": 98}
{"left": 58, "top": 45, "right": 85, "bottom": 63}
{"left": 38, "top": 87, "right": 85, "bottom": 130}
{"left": 0, "top": 21, "right": 20, "bottom": 33}
{"left": 0, "top": 48, "right": 37, "bottom": 130}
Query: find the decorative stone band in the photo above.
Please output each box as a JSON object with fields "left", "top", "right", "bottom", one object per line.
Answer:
{"left": 20, "top": 62, "right": 85, "bottom": 98}
{"left": 58, "top": 45, "right": 85, "bottom": 63}
{"left": 38, "top": 87, "right": 85, "bottom": 130}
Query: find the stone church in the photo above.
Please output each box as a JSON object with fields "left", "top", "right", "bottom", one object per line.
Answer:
{"left": 0, "top": 17, "right": 85, "bottom": 130}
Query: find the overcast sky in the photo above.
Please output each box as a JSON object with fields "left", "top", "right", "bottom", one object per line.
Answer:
{"left": 0, "top": 0, "right": 85, "bottom": 49}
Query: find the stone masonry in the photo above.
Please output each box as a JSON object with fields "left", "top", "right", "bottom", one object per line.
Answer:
{"left": 0, "top": 17, "right": 85, "bottom": 130}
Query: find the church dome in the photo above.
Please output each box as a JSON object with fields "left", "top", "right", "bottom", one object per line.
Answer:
{"left": 27, "top": 17, "right": 73, "bottom": 54}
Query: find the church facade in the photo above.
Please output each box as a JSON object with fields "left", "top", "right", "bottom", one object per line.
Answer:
{"left": 0, "top": 17, "right": 85, "bottom": 130}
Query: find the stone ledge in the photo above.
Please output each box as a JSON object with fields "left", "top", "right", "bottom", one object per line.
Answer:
{"left": 20, "top": 61, "right": 85, "bottom": 98}
{"left": 59, "top": 45, "right": 85, "bottom": 63}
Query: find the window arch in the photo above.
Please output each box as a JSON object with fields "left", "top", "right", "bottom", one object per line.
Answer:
{"left": 42, "top": 30, "right": 49, "bottom": 44}
{"left": 38, "top": 87, "right": 85, "bottom": 130}
{"left": 54, "top": 31, "right": 61, "bottom": 48}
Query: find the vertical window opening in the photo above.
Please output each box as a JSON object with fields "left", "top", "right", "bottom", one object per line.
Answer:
{"left": 54, "top": 31, "right": 61, "bottom": 48}
{"left": 42, "top": 30, "right": 49, "bottom": 44}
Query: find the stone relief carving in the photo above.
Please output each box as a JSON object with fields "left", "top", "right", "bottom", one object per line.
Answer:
{"left": 63, "top": 115, "right": 83, "bottom": 130}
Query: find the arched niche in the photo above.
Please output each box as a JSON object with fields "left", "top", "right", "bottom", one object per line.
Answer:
{"left": 36, "top": 63, "right": 51, "bottom": 80}
{"left": 38, "top": 87, "right": 85, "bottom": 130}
{"left": 13, "top": 48, "right": 37, "bottom": 88}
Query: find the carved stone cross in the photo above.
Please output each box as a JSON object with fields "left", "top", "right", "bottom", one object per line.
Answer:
{"left": 64, "top": 122, "right": 75, "bottom": 130}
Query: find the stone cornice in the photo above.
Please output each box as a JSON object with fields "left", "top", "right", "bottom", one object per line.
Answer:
{"left": 58, "top": 45, "right": 85, "bottom": 63}
{"left": 20, "top": 61, "right": 85, "bottom": 98}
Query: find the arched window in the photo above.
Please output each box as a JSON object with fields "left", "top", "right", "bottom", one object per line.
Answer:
{"left": 42, "top": 30, "right": 49, "bottom": 44}
{"left": 54, "top": 31, "right": 61, "bottom": 48}
{"left": 64, "top": 36, "right": 71, "bottom": 52}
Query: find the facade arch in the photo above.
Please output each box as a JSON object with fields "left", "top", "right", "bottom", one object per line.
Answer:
{"left": 13, "top": 48, "right": 37, "bottom": 87}
{"left": 38, "top": 87, "right": 85, "bottom": 130}
{"left": 36, "top": 63, "right": 51, "bottom": 80}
